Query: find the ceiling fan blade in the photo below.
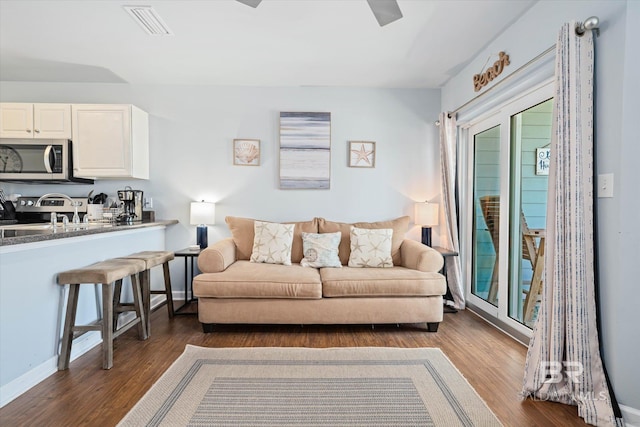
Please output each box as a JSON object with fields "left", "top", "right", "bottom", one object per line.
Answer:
{"left": 236, "top": 0, "right": 262, "bottom": 8}
{"left": 366, "top": 0, "right": 403, "bottom": 26}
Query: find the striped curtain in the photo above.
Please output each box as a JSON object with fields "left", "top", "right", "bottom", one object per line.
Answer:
{"left": 521, "top": 22, "right": 622, "bottom": 427}
{"left": 438, "top": 112, "right": 464, "bottom": 309}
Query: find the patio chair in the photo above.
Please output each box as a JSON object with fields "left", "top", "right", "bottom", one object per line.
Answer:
{"left": 479, "top": 195, "right": 545, "bottom": 323}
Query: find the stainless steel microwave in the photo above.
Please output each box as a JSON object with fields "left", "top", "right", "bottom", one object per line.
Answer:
{"left": 0, "top": 139, "right": 92, "bottom": 183}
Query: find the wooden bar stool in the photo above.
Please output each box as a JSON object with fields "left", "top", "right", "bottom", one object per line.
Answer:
{"left": 57, "top": 258, "right": 148, "bottom": 370}
{"left": 117, "top": 251, "right": 175, "bottom": 334}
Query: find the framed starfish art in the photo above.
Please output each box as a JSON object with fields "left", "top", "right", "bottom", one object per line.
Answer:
{"left": 349, "top": 141, "right": 376, "bottom": 168}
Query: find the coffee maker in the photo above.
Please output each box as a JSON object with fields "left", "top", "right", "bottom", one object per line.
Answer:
{"left": 117, "top": 186, "right": 143, "bottom": 222}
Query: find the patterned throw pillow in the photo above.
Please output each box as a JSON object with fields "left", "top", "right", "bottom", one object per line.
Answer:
{"left": 348, "top": 226, "right": 393, "bottom": 268}
{"left": 250, "top": 221, "right": 295, "bottom": 265}
{"left": 300, "top": 232, "right": 342, "bottom": 268}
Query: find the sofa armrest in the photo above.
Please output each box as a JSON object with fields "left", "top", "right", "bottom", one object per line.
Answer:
{"left": 197, "top": 238, "right": 237, "bottom": 273}
{"left": 400, "top": 239, "right": 444, "bottom": 272}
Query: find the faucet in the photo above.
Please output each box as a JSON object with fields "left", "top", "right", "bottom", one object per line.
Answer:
{"left": 51, "top": 213, "right": 69, "bottom": 229}
{"left": 36, "top": 193, "right": 81, "bottom": 225}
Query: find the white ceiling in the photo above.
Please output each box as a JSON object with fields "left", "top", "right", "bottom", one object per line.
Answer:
{"left": 0, "top": 0, "right": 536, "bottom": 88}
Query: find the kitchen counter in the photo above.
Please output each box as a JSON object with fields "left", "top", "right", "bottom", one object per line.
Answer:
{"left": 0, "top": 220, "right": 178, "bottom": 246}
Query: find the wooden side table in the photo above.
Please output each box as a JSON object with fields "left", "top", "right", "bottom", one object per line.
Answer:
{"left": 173, "top": 247, "right": 201, "bottom": 314}
{"left": 432, "top": 246, "right": 459, "bottom": 313}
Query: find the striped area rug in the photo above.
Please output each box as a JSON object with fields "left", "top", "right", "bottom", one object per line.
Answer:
{"left": 118, "top": 346, "right": 502, "bottom": 426}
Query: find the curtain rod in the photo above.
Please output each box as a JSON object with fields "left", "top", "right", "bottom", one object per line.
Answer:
{"left": 436, "top": 16, "right": 600, "bottom": 125}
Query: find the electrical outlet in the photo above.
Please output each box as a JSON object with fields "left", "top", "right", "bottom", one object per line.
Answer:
{"left": 597, "top": 174, "right": 614, "bottom": 198}
{"left": 143, "top": 197, "right": 153, "bottom": 209}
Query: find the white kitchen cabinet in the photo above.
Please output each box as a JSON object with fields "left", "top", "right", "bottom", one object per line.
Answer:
{"left": 0, "top": 103, "right": 72, "bottom": 139}
{"left": 71, "top": 104, "right": 149, "bottom": 179}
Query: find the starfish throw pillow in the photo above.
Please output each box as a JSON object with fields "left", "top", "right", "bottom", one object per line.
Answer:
{"left": 348, "top": 226, "right": 393, "bottom": 268}
{"left": 250, "top": 221, "right": 295, "bottom": 265}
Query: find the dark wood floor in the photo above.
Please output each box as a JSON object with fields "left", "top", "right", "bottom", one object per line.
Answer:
{"left": 0, "top": 304, "right": 588, "bottom": 426}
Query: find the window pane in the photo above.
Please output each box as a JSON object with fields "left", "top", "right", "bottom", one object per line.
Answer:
{"left": 509, "top": 98, "right": 553, "bottom": 327}
{"left": 472, "top": 125, "right": 500, "bottom": 306}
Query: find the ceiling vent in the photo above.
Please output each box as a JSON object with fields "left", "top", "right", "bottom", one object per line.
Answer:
{"left": 124, "top": 6, "right": 174, "bottom": 35}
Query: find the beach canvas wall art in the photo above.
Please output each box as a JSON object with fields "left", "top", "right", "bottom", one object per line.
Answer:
{"left": 279, "top": 112, "right": 331, "bottom": 189}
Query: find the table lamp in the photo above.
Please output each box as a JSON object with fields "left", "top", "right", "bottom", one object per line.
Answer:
{"left": 190, "top": 201, "right": 215, "bottom": 249}
{"left": 415, "top": 201, "right": 439, "bottom": 247}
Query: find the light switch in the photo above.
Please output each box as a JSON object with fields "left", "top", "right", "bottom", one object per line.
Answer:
{"left": 597, "top": 173, "right": 614, "bottom": 198}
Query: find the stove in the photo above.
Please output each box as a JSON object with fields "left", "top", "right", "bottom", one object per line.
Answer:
{"left": 15, "top": 196, "right": 88, "bottom": 224}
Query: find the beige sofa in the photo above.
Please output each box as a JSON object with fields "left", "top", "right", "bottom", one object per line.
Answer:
{"left": 193, "top": 216, "right": 447, "bottom": 332}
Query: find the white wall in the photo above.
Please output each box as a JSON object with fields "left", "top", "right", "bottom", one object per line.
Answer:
{"left": 0, "top": 84, "right": 442, "bottom": 292}
{"left": 442, "top": 0, "right": 639, "bottom": 416}
{"left": 617, "top": 1, "right": 640, "bottom": 422}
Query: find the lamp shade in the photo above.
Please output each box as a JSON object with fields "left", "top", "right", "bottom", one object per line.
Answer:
{"left": 190, "top": 201, "right": 216, "bottom": 225}
{"left": 415, "top": 202, "right": 439, "bottom": 226}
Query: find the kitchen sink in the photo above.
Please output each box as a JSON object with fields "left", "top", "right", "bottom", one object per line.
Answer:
{"left": 0, "top": 224, "right": 56, "bottom": 230}
{"left": 1, "top": 222, "right": 111, "bottom": 230}
{"left": 0, "top": 228, "right": 52, "bottom": 237}
{"left": 0, "top": 222, "right": 114, "bottom": 239}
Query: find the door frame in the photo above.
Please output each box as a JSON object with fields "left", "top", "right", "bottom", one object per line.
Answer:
{"left": 459, "top": 79, "right": 554, "bottom": 339}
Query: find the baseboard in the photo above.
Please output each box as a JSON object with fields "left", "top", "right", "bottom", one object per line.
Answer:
{"left": 0, "top": 295, "right": 166, "bottom": 408}
{"left": 172, "top": 289, "right": 191, "bottom": 300}
{"left": 621, "top": 404, "right": 640, "bottom": 427}
{"left": 0, "top": 330, "right": 102, "bottom": 408}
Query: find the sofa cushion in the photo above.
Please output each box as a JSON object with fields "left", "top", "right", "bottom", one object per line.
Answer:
{"left": 226, "top": 216, "right": 318, "bottom": 263}
{"left": 317, "top": 216, "right": 410, "bottom": 266}
{"left": 193, "top": 261, "right": 322, "bottom": 299}
{"left": 301, "top": 232, "right": 342, "bottom": 268}
{"left": 250, "top": 221, "right": 295, "bottom": 265}
{"left": 348, "top": 227, "right": 393, "bottom": 268}
{"left": 320, "top": 266, "right": 446, "bottom": 297}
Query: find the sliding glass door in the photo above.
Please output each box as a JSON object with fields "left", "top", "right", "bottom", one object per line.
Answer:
{"left": 464, "top": 83, "right": 553, "bottom": 334}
